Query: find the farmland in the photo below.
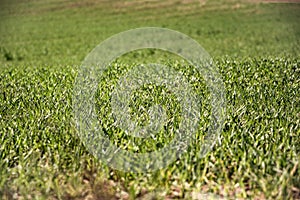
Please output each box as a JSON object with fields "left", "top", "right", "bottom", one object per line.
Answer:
{"left": 0, "top": 0, "right": 299, "bottom": 199}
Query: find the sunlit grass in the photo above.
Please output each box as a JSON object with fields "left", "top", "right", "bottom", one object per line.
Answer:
{"left": 0, "top": 0, "right": 299, "bottom": 199}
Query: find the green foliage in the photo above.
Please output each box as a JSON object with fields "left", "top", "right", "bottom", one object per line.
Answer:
{"left": 0, "top": 0, "right": 299, "bottom": 199}
{"left": 0, "top": 57, "right": 299, "bottom": 199}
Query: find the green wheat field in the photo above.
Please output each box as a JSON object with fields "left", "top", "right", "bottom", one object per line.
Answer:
{"left": 0, "top": 0, "right": 299, "bottom": 199}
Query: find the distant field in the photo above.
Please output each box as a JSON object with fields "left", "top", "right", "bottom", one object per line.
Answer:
{"left": 0, "top": 0, "right": 299, "bottom": 199}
